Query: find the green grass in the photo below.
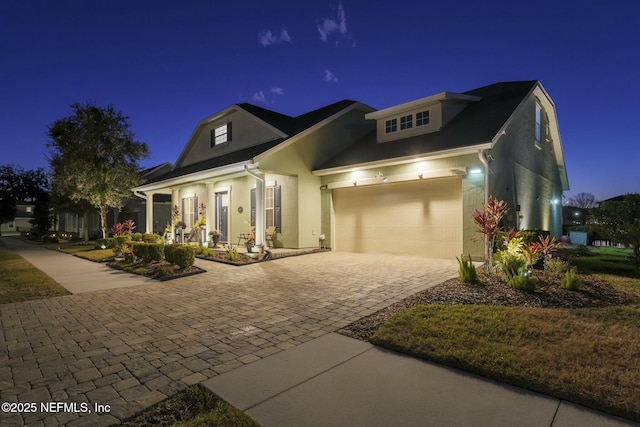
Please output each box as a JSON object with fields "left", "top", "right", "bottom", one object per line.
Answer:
{"left": 73, "top": 249, "right": 115, "bottom": 262}
{"left": 122, "top": 384, "right": 261, "bottom": 427}
{"left": 370, "top": 254, "right": 640, "bottom": 422}
{"left": 569, "top": 246, "right": 636, "bottom": 275}
{"left": 0, "top": 247, "right": 71, "bottom": 304}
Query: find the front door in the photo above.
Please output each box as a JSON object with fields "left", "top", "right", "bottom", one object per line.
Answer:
{"left": 215, "top": 192, "right": 229, "bottom": 242}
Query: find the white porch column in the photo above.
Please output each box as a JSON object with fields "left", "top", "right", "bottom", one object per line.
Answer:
{"left": 145, "top": 192, "right": 154, "bottom": 233}
{"left": 206, "top": 182, "right": 215, "bottom": 236}
{"left": 171, "top": 188, "right": 180, "bottom": 238}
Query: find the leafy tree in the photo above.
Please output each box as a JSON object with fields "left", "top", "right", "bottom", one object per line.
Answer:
{"left": 47, "top": 102, "right": 149, "bottom": 239}
{"left": 0, "top": 188, "right": 17, "bottom": 236}
{"left": 566, "top": 192, "right": 598, "bottom": 208}
{"left": 0, "top": 165, "right": 51, "bottom": 236}
{"left": 473, "top": 196, "right": 508, "bottom": 267}
{"left": 592, "top": 193, "right": 640, "bottom": 274}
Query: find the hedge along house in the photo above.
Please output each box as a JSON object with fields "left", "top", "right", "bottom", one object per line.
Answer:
{"left": 132, "top": 100, "right": 376, "bottom": 249}
{"left": 313, "top": 81, "right": 569, "bottom": 260}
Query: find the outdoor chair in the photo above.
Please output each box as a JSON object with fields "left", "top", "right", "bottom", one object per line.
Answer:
{"left": 265, "top": 225, "right": 277, "bottom": 248}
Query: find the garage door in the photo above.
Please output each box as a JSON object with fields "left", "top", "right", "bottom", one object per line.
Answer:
{"left": 333, "top": 177, "right": 462, "bottom": 259}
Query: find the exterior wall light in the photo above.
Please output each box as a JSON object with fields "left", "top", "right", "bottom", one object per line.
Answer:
{"left": 468, "top": 167, "right": 483, "bottom": 174}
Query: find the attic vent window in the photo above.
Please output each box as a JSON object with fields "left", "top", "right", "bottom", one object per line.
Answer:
{"left": 400, "top": 114, "right": 413, "bottom": 130}
{"left": 535, "top": 104, "right": 541, "bottom": 142}
{"left": 211, "top": 122, "right": 232, "bottom": 148}
{"left": 385, "top": 119, "right": 397, "bottom": 133}
{"left": 416, "top": 110, "right": 430, "bottom": 126}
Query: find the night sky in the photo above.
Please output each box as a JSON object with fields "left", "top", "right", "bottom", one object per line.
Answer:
{"left": 2, "top": 0, "right": 639, "bottom": 201}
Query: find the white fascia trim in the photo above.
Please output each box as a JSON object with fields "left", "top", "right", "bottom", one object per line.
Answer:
{"left": 254, "top": 102, "right": 376, "bottom": 162}
{"left": 133, "top": 161, "right": 251, "bottom": 193}
{"left": 312, "top": 143, "right": 492, "bottom": 176}
{"left": 365, "top": 92, "right": 481, "bottom": 120}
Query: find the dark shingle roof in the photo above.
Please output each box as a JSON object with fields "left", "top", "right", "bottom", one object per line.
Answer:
{"left": 315, "top": 81, "right": 537, "bottom": 171}
{"left": 146, "top": 100, "right": 360, "bottom": 184}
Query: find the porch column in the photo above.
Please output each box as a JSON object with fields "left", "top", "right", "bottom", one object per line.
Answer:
{"left": 255, "top": 178, "right": 265, "bottom": 247}
{"left": 145, "top": 192, "right": 154, "bottom": 233}
{"left": 206, "top": 182, "right": 215, "bottom": 236}
{"left": 171, "top": 188, "right": 180, "bottom": 238}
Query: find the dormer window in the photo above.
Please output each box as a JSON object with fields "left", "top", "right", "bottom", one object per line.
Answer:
{"left": 416, "top": 110, "right": 430, "bottom": 126}
{"left": 211, "top": 122, "right": 232, "bottom": 148}
{"left": 385, "top": 119, "right": 397, "bottom": 134}
{"left": 400, "top": 114, "right": 413, "bottom": 130}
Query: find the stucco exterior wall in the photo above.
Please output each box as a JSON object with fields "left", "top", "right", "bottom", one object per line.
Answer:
{"left": 488, "top": 94, "right": 564, "bottom": 237}
{"left": 179, "top": 109, "right": 283, "bottom": 168}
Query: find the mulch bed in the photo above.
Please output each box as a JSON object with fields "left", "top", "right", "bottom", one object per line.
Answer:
{"left": 340, "top": 268, "right": 640, "bottom": 342}
{"left": 197, "top": 247, "right": 330, "bottom": 266}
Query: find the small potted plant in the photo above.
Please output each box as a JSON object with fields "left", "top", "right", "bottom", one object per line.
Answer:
{"left": 208, "top": 229, "right": 222, "bottom": 247}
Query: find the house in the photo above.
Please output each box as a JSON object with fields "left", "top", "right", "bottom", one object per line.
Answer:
{"left": 0, "top": 202, "right": 35, "bottom": 236}
{"left": 133, "top": 80, "right": 569, "bottom": 260}
{"left": 56, "top": 162, "right": 173, "bottom": 238}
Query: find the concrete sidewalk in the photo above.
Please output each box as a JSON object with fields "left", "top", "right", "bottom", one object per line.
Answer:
{"left": 0, "top": 237, "right": 155, "bottom": 293}
{"left": 204, "top": 333, "right": 639, "bottom": 427}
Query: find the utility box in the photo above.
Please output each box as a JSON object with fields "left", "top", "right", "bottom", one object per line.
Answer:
{"left": 569, "top": 231, "right": 588, "bottom": 246}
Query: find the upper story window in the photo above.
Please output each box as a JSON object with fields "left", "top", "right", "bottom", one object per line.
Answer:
{"left": 385, "top": 119, "right": 397, "bottom": 133}
{"left": 535, "top": 104, "right": 541, "bottom": 142}
{"left": 400, "top": 114, "right": 413, "bottom": 130}
{"left": 25, "top": 206, "right": 32, "bottom": 213}
{"left": 211, "top": 122, "right": 232, "bottom": 148}
{"left": 416, "top": 110, "right": 430, "bottom": 126}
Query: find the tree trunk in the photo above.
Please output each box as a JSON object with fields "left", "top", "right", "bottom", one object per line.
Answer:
{"left": 83, "top": 211, "right": 89, "bottom": 242}
{"left": 99, "top": 205, "right": 108, "bottom": 239}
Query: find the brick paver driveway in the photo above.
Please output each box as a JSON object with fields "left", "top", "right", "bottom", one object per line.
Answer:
{"left": 1, "top": 252, "right": 457, "bottom": 426}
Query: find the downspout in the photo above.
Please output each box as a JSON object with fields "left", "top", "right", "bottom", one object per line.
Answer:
{"left": 244, "top": 164, "right": 265, "bottom": 248}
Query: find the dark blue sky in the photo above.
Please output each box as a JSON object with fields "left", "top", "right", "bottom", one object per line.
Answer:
{"left": 1, "top": 0, "right": 638, "bottom": 201}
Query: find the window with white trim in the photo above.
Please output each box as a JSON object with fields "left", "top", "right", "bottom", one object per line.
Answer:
{"left": 211, "top": 122, "right": 232, "bottom": 147}
{"left": 400, "top": 114, "right": 413, "bottom": 130}
{"left": 416, "top": 110, "right": 430, "bottom": 126}
{"left": 182, "top": 196, "right": 197, "bottom": 229}
{"left": 385, "top": 119, "right": 397, "bottom": 133}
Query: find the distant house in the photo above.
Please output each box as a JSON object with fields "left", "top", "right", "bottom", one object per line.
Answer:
{"left": 133, "top": 80, "right": 569, "bottom": 259}
{"left": 0, "top": 202, "right": 35, "bottom": 235}
{"left": 56, "top": 163, "right": 173, "bottom": 238}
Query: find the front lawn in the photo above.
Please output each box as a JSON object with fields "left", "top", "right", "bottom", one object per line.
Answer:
{"left": 0, "top": 247, "right": 71, "bottom": 304}
{"left": 566, "top": 246, "right": 637, "bottom": 275}
{"left": 343, "top": 246, "right": 640, "bottom": 422}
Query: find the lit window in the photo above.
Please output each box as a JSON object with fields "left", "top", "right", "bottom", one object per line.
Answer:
{"left": 211, "top": 122, "right": 232, "bottom": 147}
{"left": 416, "top": 110, "right": 430, "bottom": 126}
{"left": 400, "top": 114, "right": 413, "bottom": 130}
{"left": 182, "top": 196, "right": 196, "bottom": 229}
{"left": 26, "top": 206, "right": 32, "bottom": 213}
{"left": 385, "top": 119, "right": 397, "bottom": 133}
{"left": 265, "top": 186, "right": 274, "bottom": 228}
{"left": 535, "top": 104, "right": 541, "bottom": 142}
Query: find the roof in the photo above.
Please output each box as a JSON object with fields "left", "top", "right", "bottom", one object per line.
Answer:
{"left": 142, "top": 99, "right": 359, "bottom": 186}
{"left": 314, "top": 81, "right": 538, "bottom": 172}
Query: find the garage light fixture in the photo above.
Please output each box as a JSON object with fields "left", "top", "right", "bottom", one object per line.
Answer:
{"left": 468, "top": 167, "right": 483, "bottom": 174}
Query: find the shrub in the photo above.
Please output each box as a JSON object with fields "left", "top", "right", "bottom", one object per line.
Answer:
{"left": 495, "top": 237, "right": 527, "bottom": 279}
{"left": 164, "top": 244, "right": 195, "bottom": 269}
{"left": 42, "top": 235, "right": 59, "bottom": 244}
{"left": 505, "top": 269, "right": 536, "bottom": 292}
{"left": 544, "top": 257, "right": 570, "bottom": 278}
{"left": 96, "top": 238, "right": 115, "bottom": 249}
{"left": 573, "top": 244, "right": 591, "bottom": 257}
{"left": 132, "top": 232, "right": 143, "bottom": 242}
{"left": 143, "top": 233, "right": 161, "bottom": 243}
{"left": 114, "top": 235, "right": 131, "bottom": 246}
{"left": 456, "top": 254, "right": 478, "bottom": 284}
{"left": 226, "top": 245, "right": 239, "bottom": 261}
{"left": 560, "top": 268, "right": 582, "bottom": 291}
{"left": 132, "top": 242, "right": 164, "bottom": 263}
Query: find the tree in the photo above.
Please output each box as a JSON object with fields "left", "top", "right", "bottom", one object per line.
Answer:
{"left": 592, "top": 193, "right": 640, "bottom": 274}
{"left": 47, "top": 102, "right": 149, "bottom": 239}
{"left": 0, "top": 165, "right": 52, "bottom": 237}
{"left": 0, "top": 188, "right": 17, "bottom": 236}
{"left": 566, "top": 192, "right": 598, "bottom": 208}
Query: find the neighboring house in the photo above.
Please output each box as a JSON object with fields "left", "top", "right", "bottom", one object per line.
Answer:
{"left": 133, "top": 80, "right": 569, "bottom": 260}
{"left": 0, "top": 202, "right": 35, "bottom": 235}
{"left": 56, "top": 163, "right": 173, "bottom": 237}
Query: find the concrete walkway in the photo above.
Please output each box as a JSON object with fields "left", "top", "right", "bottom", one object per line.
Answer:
{"left": 1, "top": 238, "right": 638, "bottom": 426}
{"left": 205, "top": 333, "right": 639, "bottom": 427}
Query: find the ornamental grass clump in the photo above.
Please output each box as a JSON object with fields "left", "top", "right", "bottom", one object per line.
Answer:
{"left": 456, "top": 254, "right": 478, "bottom": 284}
{"left": 560, "top": 268, "right": 582, "bottom": 291}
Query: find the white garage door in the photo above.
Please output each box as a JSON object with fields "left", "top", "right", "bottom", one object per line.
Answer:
{"left": 333, "top": 177, "right": 462, "bottom": 259}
